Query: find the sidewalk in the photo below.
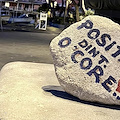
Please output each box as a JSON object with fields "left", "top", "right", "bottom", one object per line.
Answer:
{"left": 0, "top": 62, "right": 119, "bottom": 120}
{"left": 47, "top": 26, "right": 64, "bottom": 34}
{"left": 0, "top": 23, "right": 65, "bottom": 34}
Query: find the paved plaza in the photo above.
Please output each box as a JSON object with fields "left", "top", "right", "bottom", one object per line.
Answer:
{"left": 0, "top": 29, "right": 60, "bottom": 69}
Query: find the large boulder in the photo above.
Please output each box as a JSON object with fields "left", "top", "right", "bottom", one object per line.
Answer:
{"left": 50, "top": 15, "right": 120, "bottom": 105}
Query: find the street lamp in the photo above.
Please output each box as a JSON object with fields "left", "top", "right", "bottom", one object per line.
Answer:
{"left": 29, "top": 0, "right": 34, "bottom": 12}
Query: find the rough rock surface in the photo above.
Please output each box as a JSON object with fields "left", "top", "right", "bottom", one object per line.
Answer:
{"left": 50, "top": 15, "right": 120, "bottom": 105}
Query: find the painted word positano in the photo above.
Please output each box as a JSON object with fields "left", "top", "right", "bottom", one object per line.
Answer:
{"left": 50, "top": 15, "right": 120, "bottom": 105}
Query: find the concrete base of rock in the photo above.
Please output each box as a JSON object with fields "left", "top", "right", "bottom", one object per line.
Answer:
{"left": 0, "top": 62, "right": 119, "bottom": 120}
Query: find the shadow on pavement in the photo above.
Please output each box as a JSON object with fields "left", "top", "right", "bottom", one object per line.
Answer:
{"left": 42, "top": 85, "right": 120, "bottom": 110}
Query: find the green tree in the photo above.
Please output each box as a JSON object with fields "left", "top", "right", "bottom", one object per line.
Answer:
{"left": 38, "top": 3, "right": 49, "bottom": 13}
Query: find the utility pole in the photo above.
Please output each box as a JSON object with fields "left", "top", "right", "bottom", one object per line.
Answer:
{"left": 64, "top": 0, "right": 69, "bottom": 26}
{"left": 80, "top": 0, "right": 87, "bottom": 14}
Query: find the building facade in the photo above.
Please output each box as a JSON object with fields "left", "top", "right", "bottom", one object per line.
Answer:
{"left": 2, "top": 0, "right": 47, "bottom": 11}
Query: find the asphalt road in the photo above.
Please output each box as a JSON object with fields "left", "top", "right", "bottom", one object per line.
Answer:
{"left": 0, "top": 30, "right": 59, "bottom": 70}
